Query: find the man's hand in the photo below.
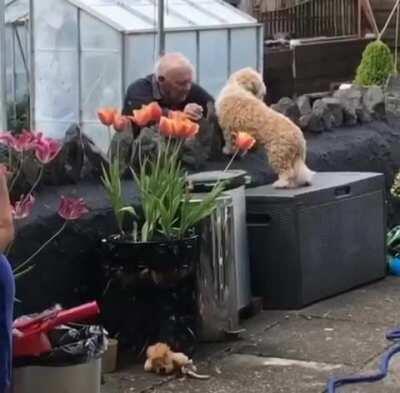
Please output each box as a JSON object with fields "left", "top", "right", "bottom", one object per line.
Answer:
{"left": 184, "top": 103, "right": 203, "bottom": 121}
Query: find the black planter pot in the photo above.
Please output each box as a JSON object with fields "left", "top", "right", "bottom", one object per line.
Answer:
{"left": 99, "top": 234, "right": 200, "bottom": 356}
{"left": 102, "top": 235, "right": 199, "bottom": 273}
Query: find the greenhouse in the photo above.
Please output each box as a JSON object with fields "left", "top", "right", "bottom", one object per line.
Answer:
{"left": 14, "top": 0, "right": 264, "bottom": 150}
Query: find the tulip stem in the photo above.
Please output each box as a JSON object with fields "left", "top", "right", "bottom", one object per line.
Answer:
{"left": 8, "top": 149, "right": 12, "bottom": 171}
{"left": 26, "top": 164, "right": 44, "bottom": 197}
{"left": 223, "top": 149, "right": 239, "bottom": 173}
{"left": 13, "top": 221, "right": 68, "bottom": 274}
{"left": 9, "top": 151, "right": 24, "bottom": 193}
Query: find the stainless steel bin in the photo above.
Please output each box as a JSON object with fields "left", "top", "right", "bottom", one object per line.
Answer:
{"left": 191, "top": 193, "right": 239, "bottom": 342}
{"left": 188, "top": 170, "right": 251, "bottom": 313}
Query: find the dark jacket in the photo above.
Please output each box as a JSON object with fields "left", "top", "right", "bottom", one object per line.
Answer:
{"left": 122, "top": 74, "right": 214, "bottom": 118}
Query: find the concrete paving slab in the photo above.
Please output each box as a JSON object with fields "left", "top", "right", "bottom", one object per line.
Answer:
{"left": 101, "top": 277, "right": 400, "bottom": 393}
{"left": 299, "top": 277, "right": 400, "bottom": 326}
{"left": 149, "top": 353, "right": 350, "bottom": 393}
{"left": 102, "top": 364, "right": 172, "bottom": 393}
{"left": 235, "top": 315, "right": 390, "bottom": 367}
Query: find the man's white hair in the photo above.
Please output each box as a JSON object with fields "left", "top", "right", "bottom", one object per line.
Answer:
{"left": 154, "top": 52, "right": 195, "bottom": 78}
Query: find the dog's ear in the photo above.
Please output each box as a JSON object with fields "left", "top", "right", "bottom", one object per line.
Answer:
{"left": 235, "top": 74, "right": 262, "bottom": 97}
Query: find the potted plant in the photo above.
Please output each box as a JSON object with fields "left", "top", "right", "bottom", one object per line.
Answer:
{"left": 97, "top": 104, "right": 237, "bottom": 287}
{"left": 96, "top": 104, "right": 255, "bottom": 351}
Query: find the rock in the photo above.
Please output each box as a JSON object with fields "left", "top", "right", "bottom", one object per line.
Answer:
{"left": 296, "top": 95, "right": 312, "bottom": 116}
{"left": 81, "top": 131, "right": 109, "bottom": 180}
{"left": 271, "top": 97, "right": 301, "bottom": 124}
{"left": 356, "top": 107, "right": 373, "bottom": 123}
{"left": 321, "top": 97, "right": 344, "bottom": 128}
{"left": 333, "top": 86, "right": 363, "bottom": 126}
{"left": 110, "top": 127, "right": 135, "bottom": 175}
{"left": 312, "top": 99, "right": 334, "bottom": 131}
{"left": 42, "top": 124, "right": 85, "bottom": 185}
{"left": 385, "top": 94, "right": 400, "bottom": 118}
{"left": 306, "top": 113, "right": 325, "bottom": 133}
{"left": 363, "top": 85, "right": 385, "bottom": 118}
{"left": 385, "top": 75, "right": 400, "bottom": 119}
{"left": 130, "top": 126, "right": 163, "bottom": 170}
{"left": 181, "top": 116, "right": 224, "bottom": 170}
{"left": 299, "top": 114, "right": 312, "bottom": 130}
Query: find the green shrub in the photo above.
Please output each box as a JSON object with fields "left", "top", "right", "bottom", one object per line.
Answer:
{"left": 354, "top": 40, "right": 394, "bottom": 87}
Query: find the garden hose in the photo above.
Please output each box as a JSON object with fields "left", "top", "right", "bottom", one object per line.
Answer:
{"left": 326, "top": 328, "right": 400, "bottom": 392}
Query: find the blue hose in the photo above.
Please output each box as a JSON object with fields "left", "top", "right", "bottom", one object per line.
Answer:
{"left": 327, "top": 328, "right": 400, "bottom": 392}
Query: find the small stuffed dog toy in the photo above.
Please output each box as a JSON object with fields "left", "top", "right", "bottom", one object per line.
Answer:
{"left": 144, "top": 343, "right": 210, "bottom": 379}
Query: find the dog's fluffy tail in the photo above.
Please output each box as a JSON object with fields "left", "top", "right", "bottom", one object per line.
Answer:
{"left": 293, "top": 157, "right": 315, "bottom": 187}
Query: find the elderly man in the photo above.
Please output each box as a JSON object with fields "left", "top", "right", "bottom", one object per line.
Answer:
{"left": 122, "top": 52, "right": 214, "bottom": 122}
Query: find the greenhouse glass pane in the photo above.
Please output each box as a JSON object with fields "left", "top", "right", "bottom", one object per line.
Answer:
{"left": 230, "top": 28, "right": 257, "bottom": 72}
{"left": 90, "top": 5, "right": 153, "bottom": 30}
{"left": 5, "top": 0, "right": 28, "bottom": 24}
{"left": 35, "top": 121, "right": 72, "bottom": 140}
{"left": 81, "top": 11, "right": 121, "bottom": 51}
{"left": 199, "top": 30, "right": 228, "bottom": 97}
{"left": 15, "top": 26, "right": 28, "bottom": 74}
{"left": 124, "top": 34, "right": 156, "bottom": 90}
{"left": 5, "top": 27, "right": 12, "bottom": 70}
{"left": 165, "top": 32, "right": 197, "bottom": 76}
{"left": 129, "top": 3, "right": 191, "bottom": 29}
{"left": 81, "top": 122, "right": 112, "bottom": 153}
{"left": 35, "top": 50, "right": 79, "bottom": 123}
{"left": 81, "top": 52, "right": 122, "bottom": 121}
{"left": 5, "top": 27, "right": 14, "bottom": 101}
{"left": 167, "top": 2, "right": 221, "bottom": 26}
{"left": 34, "top": 0, "right": 77, "bottom": 50}
{"left": 15, "top": 73, "right": 29, "bottom": 102}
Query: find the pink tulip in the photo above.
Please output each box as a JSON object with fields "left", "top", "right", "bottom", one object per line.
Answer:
{"left": 13, "top": 130, "right": 37, "bottom": 152}
{"left": 34, "top": 135, "right": 62, "bottom": 164}
{"left": 12, "top": 194, "right": 35, "bottom": 220}
{"left": 0, "top": 131, "right": 16, "bottom": 147}
{"left": 58, "top": 196, "right": 89, "bottom": 221}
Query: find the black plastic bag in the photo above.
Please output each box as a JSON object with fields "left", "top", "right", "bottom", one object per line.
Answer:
{"left": 14, "top": 324, "right": 107, "bottom": 368}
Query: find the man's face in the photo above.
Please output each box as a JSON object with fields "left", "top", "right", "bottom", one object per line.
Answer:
{"left": 158, "top": 67, "right": 193, "bottom": 103}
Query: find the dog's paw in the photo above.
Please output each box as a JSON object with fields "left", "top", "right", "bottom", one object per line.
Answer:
{"left": 272, "top": 178, "right": 290, "bottom": 189}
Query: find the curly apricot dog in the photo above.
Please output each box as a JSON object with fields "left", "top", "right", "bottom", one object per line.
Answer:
{"left": 216, "top": 67, "right": 315, "bottom": 188}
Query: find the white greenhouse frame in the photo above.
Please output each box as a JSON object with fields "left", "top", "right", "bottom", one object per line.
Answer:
{"left": 24, "top": 0, "right": 263, "bottom": 150}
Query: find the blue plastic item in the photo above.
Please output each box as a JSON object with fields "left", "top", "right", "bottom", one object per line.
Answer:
{"left": 327, "top": 328, "right": 400, "bottom": 392}
{"left": 388, "top": 257, "right": 400, "bottom": 276}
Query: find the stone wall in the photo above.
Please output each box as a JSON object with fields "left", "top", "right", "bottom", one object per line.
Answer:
{"left": 271, "top": 77, "right": 400, "bottom": 134}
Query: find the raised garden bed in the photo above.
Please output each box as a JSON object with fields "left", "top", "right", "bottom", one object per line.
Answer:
{"left": 10, "top": 119, "right": 400, "bottom": 317}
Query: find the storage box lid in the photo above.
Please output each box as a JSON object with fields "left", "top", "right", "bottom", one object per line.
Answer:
{"left": 245, "top": 172, "right": 385, "bottom": 205}
{"left": 187, "top": 170, "right": 247, "bottom": 192}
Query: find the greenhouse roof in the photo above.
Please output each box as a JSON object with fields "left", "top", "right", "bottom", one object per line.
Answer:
{"left": 66, "top": 0, "right": 258, "bottom": 32}
{"left": 5, "top": 0, "right": 29, "bottom": 24}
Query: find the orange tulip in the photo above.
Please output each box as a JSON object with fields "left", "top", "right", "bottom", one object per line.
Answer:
{"left": 235, "top": 132, "right": 256, "bottom": 151}
{"left": 159, "top": 116, "right": 199, "bottom": 139}
{"left": 97, "top": 108, "right": 118, "bottom": 126}
{"left": 113, "top": 114, "right": 130, "bottom": 132}
{"left": 180, "top": 118, "right": 199, "bottom": 138}
{"left": 133, "top": 102, "right": 162, "bottom": 127}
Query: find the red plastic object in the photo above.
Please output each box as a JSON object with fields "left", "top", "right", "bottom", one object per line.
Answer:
{"left": 13, "top": 301, "right": 100, "bottom": 358}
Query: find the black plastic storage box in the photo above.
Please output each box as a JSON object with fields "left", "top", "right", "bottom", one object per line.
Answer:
{"left": 246, "top": 172, "right": 386, "bottom": 309}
